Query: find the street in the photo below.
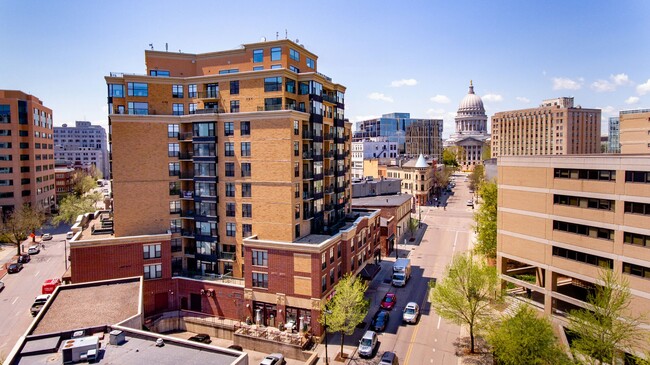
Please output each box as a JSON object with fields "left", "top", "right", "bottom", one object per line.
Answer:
{"left": 323, "top": 173, "right": 475, "bottom": 365}
{"left": 0, "top": 228, "right": 69, "bottom": 359}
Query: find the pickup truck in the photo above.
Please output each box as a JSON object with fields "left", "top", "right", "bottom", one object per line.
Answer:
{"left": 30, "top": 294, "right": 51, "bottom": 316}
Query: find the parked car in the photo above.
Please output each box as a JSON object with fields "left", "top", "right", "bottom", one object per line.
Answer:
{"left": 7, "top": 262, "right": 23, "bottom": 273}
{"left": 380, "top": 292, "right": 397, "bottom": 310}
{"left": 17, "top": 254, "right": 31, "bottom": 263}
{"left": 66, "top": 231, "right": 74, "bottom": 240}
{"left": 402, "top": 302, "right": 420, "bottom": 324}
{"left": 260, "top": 353, "right": 285, "bottom": 365}
{"left": 188, "top": 333, "right": 211, "bottom": 344}
{"left": 466, "top": 200, "right": 474, "bottom": 207}
{"left": 31, "top": 294, "right": 51, "bottom": 316}
{"left": 228, "top": 344, "right": 243, "bottom": 352}
{"left": 371, "top": 310, "right": 390, "bottom": 332}
{"left": 0, "top": 281, "right": 5, "bottom": 291}
{"left": 358, "top": 330, "right": 378, "bottom": 358}
{"left": 28, "top": 245, "right": 40, "bottom": 255}
{"left": 42, "top": 278, "right": 62, "bottom": 294}
{"left": 41, "top": 233, "right": 53, "bottom": 241}
{"left": 380, "top": 351, "right": 399, "bottom": 365}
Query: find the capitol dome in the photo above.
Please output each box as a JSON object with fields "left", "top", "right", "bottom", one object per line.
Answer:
{"left": 457, "top": 81, "right": 485, "bottom": 114}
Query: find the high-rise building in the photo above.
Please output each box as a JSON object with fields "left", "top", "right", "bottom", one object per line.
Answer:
{"left": 446, "top": 81, "right": 490, "bottom": 169}
{"left": 608, "top": 116, "right": 621, "bottom": 153}
{"left": 54, "top": 121, "right": 109, "bottom": 177}
{"left": 491, "top": 97, "right": 601, "bottom": 157}
{"left": 354, "top": 113, "right": 443, "bottom": 157}
{"left": 0, "top": 90, "right": 56, "bottom": 215}
{"left": 620, "top": 109, "right": 650, "bottom": 154}
{"left": 351, "top": 138, "right": 398, "bottom": 178}
{"left": 497, "top": 155, "right": 650, "bottom": 329}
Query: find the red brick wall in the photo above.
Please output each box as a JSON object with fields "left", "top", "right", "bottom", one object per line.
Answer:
{"left": 174, "top": 278, "right": 245, "bottom": 320}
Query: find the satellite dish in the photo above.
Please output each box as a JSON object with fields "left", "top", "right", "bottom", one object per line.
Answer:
{"left": 261, "top": 37, "right": 266, "bottom": 42}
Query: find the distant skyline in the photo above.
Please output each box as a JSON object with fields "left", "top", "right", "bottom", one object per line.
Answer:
{"left": 1, "top": 0, "right": 649, "bottom": 138}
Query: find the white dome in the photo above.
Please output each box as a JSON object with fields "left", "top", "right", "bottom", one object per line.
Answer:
{"left": 457, "top": 82, "right": 485, "bottom": 114}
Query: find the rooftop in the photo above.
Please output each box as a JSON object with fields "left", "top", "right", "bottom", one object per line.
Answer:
{"left": 352, "top": 194, "right": 412, "bottom": 207}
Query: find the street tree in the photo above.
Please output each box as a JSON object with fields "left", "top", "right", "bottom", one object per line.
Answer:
{"left": 474, "top": 181, "right": 497, "bottom": 260}
{"left": 53, "top": 193, "right": 102, "bottom": 225}
{"left": 433, "top": 166, "right": 453, "bottom": 196}
{"left": 488, "top": 305, "right": 571, "bottom": 365}
{"left": 321, "top": 274, "right": 369, "bottom": 357}
{"left": 567, "top": 270, "right": 648, "bottom": 365}
{"left": 468, "top": 165, "right": 484, "bottom": 192}
{"left": 430, "top": 253, "right": 500, "bottom": 353}
{"left": 407, "top": 217, "right": 419, "bottom": 238}
{"left": 0, "top": 204, "right": 46, "bottom": 255}
{"left": 442, "top": 147, "right": 460, "bottom": 167}
{"left": 71, "top": 170, "right": 97, "bottom": 196}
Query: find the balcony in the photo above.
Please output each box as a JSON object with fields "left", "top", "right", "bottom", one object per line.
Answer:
{"left": 219, "top": 252, "right": 237, "bottom": 261}
{"left": 324, "top": 168, "right": 334, "bottom": 176}
{"left": 172, "top": 270, "right": 244, "bottom": 285}
{"left": 302, "top": 151, "right": 313, "bottom": 159}
{"left": 324, "top": 204, "right": 334, "bottom": 211}
{"left": 313, "top": 151, "right": 323, "bottom": 160}
{"left": 195, "top": 107, "right": 225, "bottom": 114}
{"left": 303, "top": 209, "right": 314, "bottom": 220}
{"left": 303, "top": 170, "right": 313, "bottom": 180}
{"left": 181, "top": 229, "right": 195, "bottom": 237}
{"left": 178, "top": 132, "right": 193, "bottom": 141}
{"left": 324, "top": 150, "right": 335, "bottom": 158}
{"left": 180, "top": 191, "right": 194, "bottom": 199}
{"left": 169, "top": 189, "right": 181, "bottom": 196}
{"left": 324, "top": 185, "right": 334, "bottom": 194}
{"left": 181, "top": 210, "right": 195, "bottom": 218}
{"left": 324, "top": 133, "right": 334, "bottom": 141}
{"left": 197, "top": 90, "right": 219, "bottom": 100}
{"left": 302, "top": 131, "right": 313, "bottom": 139}
{"left": 180, "top": 172, "right": 194, "bottom": 179}
{"left": 184, "top": 247, "right": 196, "bottom": 255}
{"left": 303, "top": 191, "right": 313, "bottom": 200}
{"left": 179, "top": 152, "right": 194, "bottom": 160}
{"left": 322, "top": 94, "right": 337, "bottom": 104}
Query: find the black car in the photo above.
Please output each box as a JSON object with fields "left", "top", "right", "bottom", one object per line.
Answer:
{"left": 371, "top": 310, "right": 390, "bottom": 332}
{"left": 228, "top": 344, "right": 243, "bottom": 351}
{"left": 188, "top": 333, "right": 211, "bottom": 344}
{"left": 7, "top": 262, "right": 23, "bottom": 273}
{"left": 17, "top": 254, "right": 31, "bottom": 264}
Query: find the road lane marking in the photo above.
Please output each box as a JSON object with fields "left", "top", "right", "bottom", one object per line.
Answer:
{"left": 404, "top": 311, "right": 422, "bottom": 365}
{"left": 452, "top": 230, "right": 459, "bottom": 253}
{"left": 34, "top": 271, "right": 40, "bottom": 277}
{"left": 437, "top": 316, "right": 442, "bottom": 329}
{"left": 12, "top": 297, "right": 18, "bottom": 305}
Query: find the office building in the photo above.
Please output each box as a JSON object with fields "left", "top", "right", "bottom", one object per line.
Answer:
{"left": 608, "top": 116, "right": 621, "bottom": 153}
{"left": 620, "top": 109, "right": 650, "bottom": 154}
{"left": 497, "top": 155, "right": 650, "bottom": 329}
{"left": 385, "top": 154, "right": 434, "bottom": 205}
{"left": 354, "top": 113, "right": 443, "bottom": 156}
{"left": 54, "top": 121, "right": 109, "bottom": 177}
{"left": 446, "top": 81, "right": 490, "bottom": 169}
{"left": 54, "top": 167, "right": 74, "bottom": 203}
{"left": 351, "top": 138, "right": 397, "bottom": 178}
{"left": 491, "top": 97, "right": 601, "bottom": 157}
{"left": 0, "top": 90, "right": 56, "bottom": 216}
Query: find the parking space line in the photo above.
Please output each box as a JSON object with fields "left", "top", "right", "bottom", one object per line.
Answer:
{"left": 12, "top": 297, "right": 18, "bottom": 305}
{"left": 34, "top": 270, "right": 40, "bottom": 277}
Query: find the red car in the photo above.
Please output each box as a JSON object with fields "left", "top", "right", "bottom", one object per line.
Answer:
{"left": 380, "top": 293, "right": 397, "bottom": 310}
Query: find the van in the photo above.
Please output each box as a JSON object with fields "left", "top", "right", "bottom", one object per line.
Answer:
{"left": 379, "top": 351, "right": 399, "bottom": 365}
{"left": 66, "top": 232, "right": 74, "bottom": 240}
{"left": 42, "top": 278, "right": 61, "bottom": 294}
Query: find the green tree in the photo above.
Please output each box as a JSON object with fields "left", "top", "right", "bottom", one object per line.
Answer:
{"left": 53, "top": 192, "right": 102, "bottom": 225}
{"left": 443, "top": 147, "right": 460, "bottom": 167}
{"left": 433, "top": 166, "right": 453, "bottom": 195}
{"left": 488, "top": 305, "right": 571, "bottom": 365}
{"left": 321, "top": 274, "right": 369, "bottom": 357}
{"left": 481, "top": 146, "right": 492, "bottom": 161}
{"left": 87, "top": 165, "right": 103, "bottom": 181}
{"left": 72, "top": 171, "right": 97, "bottom": 197}
{"left": 430, "top": 253, "right": 500, "bottom": 353}
{"left": 0, "top": 204, "right": 46, "bottom": 255}
{"left": 407, "top": 217, "right": 419, "bottom": 238}
{"left": 474, "top": 181, "right": 497, "bottom": 259}
{"left": 468, "top": 165, "right": 485, "bottom": 193}
{"left": 567, "top": 270, "right": 648, "bottom": 365}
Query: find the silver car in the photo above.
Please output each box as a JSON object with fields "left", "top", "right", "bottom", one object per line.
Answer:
{"left": 402, "top": 302, "right": 420, "bottom": 324}
{"left": 358, "top": 330, "right": 377, "bottom": 358}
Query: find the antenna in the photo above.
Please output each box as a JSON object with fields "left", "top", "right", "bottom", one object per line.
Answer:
{"left": 149, "top": 43, "right": 153, "bottom": 50}
{"left": 165, "top": 43, "right": 168, "bottom": 52}
{"left": 276, "top": 31, "right": 279, "bottom": 40}
{"left": 285, "top": 29, "right": 288, "bottom": 39}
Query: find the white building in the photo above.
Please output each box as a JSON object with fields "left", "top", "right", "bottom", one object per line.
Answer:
{"left": 351, "top": 138, "right": 398, "bottom": 178}
{"left": 54, "top": 121, "right": 109, "bottom": 178}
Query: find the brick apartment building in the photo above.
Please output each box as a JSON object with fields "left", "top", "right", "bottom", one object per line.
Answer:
{"left": 620, "top": 109, "right": 650, "bottom": 154}
{"left": 352, "top": 194, "right": 412, "bottom": 257}
{"left": 0, "top": 90, "right": 56, "bottom": 216}
{"left": 69, "top": 40, "right": 380, "bottom": 335}
{"left": 54, "top": 167, "right": 74, "bottom": 203}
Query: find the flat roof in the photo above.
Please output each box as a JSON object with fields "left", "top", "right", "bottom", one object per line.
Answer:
{"left": 352, "top": 194, "right": 412, "bottom": 207}
{"left": 33, "top": 280, "right": 140, "bottom": 335}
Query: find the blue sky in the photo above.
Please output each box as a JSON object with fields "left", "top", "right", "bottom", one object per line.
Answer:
{"left": 1, "top": 0, "right": 649, "bottom": 138}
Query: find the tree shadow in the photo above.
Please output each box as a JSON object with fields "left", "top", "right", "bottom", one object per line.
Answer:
{"left": 452, "top": 336, "right": 493, "bottom": 365}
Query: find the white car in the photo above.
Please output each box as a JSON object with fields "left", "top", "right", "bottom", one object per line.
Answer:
{"left": 260, "top": 353, "right": 285, "bottom": 365}
{"left": 358, "top": 330, "right": 378, "bottom": 358}
{"left": 467, "top": 200, "right": 474, "bottom": 207}
{"left": 403, "top": 302, "right": 420, "bottom": 324}
{"left": 41, "top": 233, "right": 53, "bottom": 241}
{"left": 0, "top": 281, "right": 5, "bottom": 291}
{"left": 28, "top": 245, "right": 40, "bottom": 255}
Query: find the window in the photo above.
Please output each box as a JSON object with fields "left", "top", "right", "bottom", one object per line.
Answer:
{"left": 624, "top": 232, "right": 650, "bottom": 248}
{"left": 225, "top": 163, "right": 235, "bottom": 177}
{"left": 127, "top": 82, "right": 148, "bottom": 97}
{"left": 194, "top": 122, "right": 215, "bottom": 137}
{"left": 299, "top": 82, "right": 309, "bottom": 95}
{"left": 252, "top": 272, "right": 268, "bottom": 288}
{"left": 625, "top": 201, "right": 650, "bottom": 216}
{"left": 264, "top": 97, "right": 282, "bottom": 111}
{"left": 271, "top": 47, "right": 281, "bottom": 61}
{"left": 169, "top": 200, "right": 181, "bottom": 213}
{"left": 552, "top": 220, "right": 614, "bottom": 240}
{"left": 230, "top": 100, "right": 240, "bottom": 113}
{"left": 167, "top": 124, "right": 179, "bottom": 138}
{"left": 289, "top": 48, "right": 300, "bottom": 61}
{"left": 172, "top": 85, "right": 184, "bottom": 98}
{"left": 243, "top": 223, "right": 252, "bottom": 238}
{"left": 226, "top": 183, "right": 235, "bottom": 197}
{"left": 253, "top": 66, "right": 264, "bottom": 71}
{"left": 330, "top": 268, "right": 335, "bottom": 285}
{"left": 264, "top": 77, "right": 282, "bottom": 92}
{"left": 286, "top": 79, "right": 296, "bottom": 93}
{"left": 189, "top": 103, "right": 197, "bottom": 114}
{"left": 306, "top": 58, "right": 315, "bottom": 69}
{"left": 554, "top": 168, "right": 616, "bottom": 181}
{"left": 623, "top": 262, "right": 650, "bottom": 280}
{"left": 625, "top": 171, "right": 650, "bottom": 183}
{"left": 168, "top": 162, "right": 180, "bottom": 176}
{"left": 19, "top": 142, "right": 28, "bottom": 149}
{"left": 241, "top": 162, "right": 251, "bottom": 177}
{"left": 294, "top": 162, "right": 299, "bottom": 177}
{"left": 241, "top": 121, "right": 250, "bottom": 136}
{"left": 226, "top": 203, "right": 236, "bottom": 217}
{"left": 242, "top": 183, "right": 251, "bottom": 197}
{"left": 193, "top": 143, "right": 215, "bottom": 157}
{"left": 322, "top": 275, "right": 327, "bottom": 292}
{"left": 219, "top": 69, "right": 239, "bottom": 74}
{"left": 230, "top": 80, "right": 239, "bottom": 95}
{"left": 294, "top": 141, "right": 299, "bottom": 157}
{"left": 195, "top": 201, "right": 216, "bottom": 217}
{"left": 169, "top": 181, "right": 180, "bottom": 195}
{"left": 194, "top": 162, "right": 216, "bottom": 177}
{"left": 252, "top": 250, "right": 268, "bottom": 266}
{"left": 330, "top": 247, "right": 335, "bottom": 264}
{"left": 253, "top": 49, "right": 263, "bottom": 63}
{"left": 225, "top": 142, "right": 235, "bottom": 156}
{"left": 554, "top": 195, "right": 614, "bottom": 210}
{"left": 241, "top": 142, "right": 251, "bottom": 157}
{"left": 188, "top": 84, "right": 197, "bottom": 98}
{"left": 143, "top": 244, "right": 162, "bottom": 259}
{"left": 552, "top": 246, "right": 613, "bottom": 269}
{"left": 108, "top": 84, "right": 124, "bottom": 97}
{"left": 226, "top": 222, "right": 236, "bottom": 237}
{"left": 144, "top": 264, "right": 162, "bottom": 279}
{"left": 128, "top": 102, "right": 148, "bottom": 115}
{"left": 172, "top": 103, "right": 184, "bottom": 115}
{"left": 242, "top": 203, "right": 252, "bottom": 218}
{"left": 322, "top": 253, "right": 327, "bottom": 270}
{"left": 20, "top": 154, "right": 29, "bottom": 161}
{"left": 195, "top": 182, "right": 216, "bottom": 197}
{"left": 224, "top": 122, "right": 234, "bottom": 136}
{"left": 149, "top": 70, "right": 170, "bottom": 77}
{"left": 168, "top": 143, "right": 179, "bottom": 157}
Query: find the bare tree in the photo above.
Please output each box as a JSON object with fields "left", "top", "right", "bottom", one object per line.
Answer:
{"left": 0, "top": 204, "right": 46, "bottom": 255}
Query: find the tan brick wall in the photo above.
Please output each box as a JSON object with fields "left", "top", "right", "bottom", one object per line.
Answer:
{"left": 620, "top": 111, "right": 650, "bottom": 154}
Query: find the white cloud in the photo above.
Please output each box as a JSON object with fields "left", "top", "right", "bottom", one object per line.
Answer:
{"left": 367, "top": 92, "right": 393, "bottom": 103}
{"left": 483, "top": 94, "right": 503, "bottom": 102}
{"left": 426, "top": 108, "right": 446, "bottom": 118}
{"left": 553, "top": 77, "right": 582, "bottom": 90}
{"left": 352, "top": 114, "right": 381, "bottom": 122}
{"left": 390, "top": 78, "right": 418, "bottom": 87}
{"left": 516, "top": 96, "right": 530, "bottom": 103}
{"left": 625, "top": 96, "right": 639, "bottom": 105}
{"left": 600, "top": 106, "right": 616, "bottom": 116}
{"left": 637, "top": 79, "right": 650, "bottom": 95}
{"left": 430, "top": 95, "right": 451, "bottom": 104}
{"left": 591, "top": 79, "right": 616, "bottom": 92}
{"left": 611, "top": 73, "right": 631, "bottom": 86}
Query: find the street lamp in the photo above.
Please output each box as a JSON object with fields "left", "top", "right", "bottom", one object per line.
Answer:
{"left": 323, "top": 309, "right": 332, "bottom": 365}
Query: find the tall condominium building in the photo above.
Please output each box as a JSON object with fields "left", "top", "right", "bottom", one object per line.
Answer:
{"left": 608, "top": 116, "right": 621, "bottom": 153}
{"left": 0, "top": 90, "right": 56, "bottom": 215}
{"left": 354, "top": 113, "right": 443, "bottom": 157}
{"left": 497, "top": 155, "right": 650, "bottom": 332}
{"left": 446, "top": 81, "right": 490, "bottom": 169}
{"left": 491, "top": 97, "right": 601, "bottom": 157}
{"left": 351, "top": 138, "right": 398, "bottom": 178}
{"left": 620, "top": 109, "right": 650, "bottom": 154}
{"left": 54, "top": 121, "right": 109, "bottom": 177}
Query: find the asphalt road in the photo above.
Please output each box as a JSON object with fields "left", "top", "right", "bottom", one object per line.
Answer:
{"left": 0, "top": 230, "right": 69, "bottom": 359}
